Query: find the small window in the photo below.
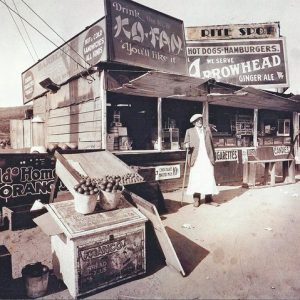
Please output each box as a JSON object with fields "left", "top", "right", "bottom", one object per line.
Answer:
{"left": 277, "top": 119, "right": 290, "bottom": 136}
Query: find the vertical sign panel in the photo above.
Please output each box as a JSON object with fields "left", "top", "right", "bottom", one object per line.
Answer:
{"left": 105, "top": 0, "right": 188, "bottom": 75}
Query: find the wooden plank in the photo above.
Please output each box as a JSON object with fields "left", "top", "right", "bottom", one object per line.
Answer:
{"left": 123, "top": 189, "right": 185, "bottom": 277}
{"left": 248, "top": 159, "right": 294, "bottom": 163}
{"left": 282, "top": 161, "right": 288, "bottom": 183}
{"left": 288, "top": 160, "right": 296, "bottom": 183}
{"left": 33, "top": 96, "right": 47, "bottom": 117}
{"left": 32, "top": 122, "right": 45, "bottom": 146}
{"left": 62, "top": 150, "right": 137, "bottom": 178}
{"left": 10, "top": 120, "right": 24, "bottom": 149}
{"left": 285, "top": 161, "right": 295, "bottom": 183}
{"left": 263, "top": 162, "right": 269, "bottom": 185}
{"left": 47, "top": 131, "right": 102, "bottom": 143}
{"left": 47, "top": 121, "right": 101, "bottom": 135}
{"left": 242, "top": 163, "right": 249, "bottom": 185}
{"left": 47, "top": 110, "right": 101, "bottom": 126}
{"left": 54, "top": 151, "right": 82, "bottom": 198}
{"left": 23, "top": 119, "right": 32, "bottom": 148}
{"left": 49, "top": 100, "right": 101, "bottom": 118}
{"left": 248, "top": 163, "right": 256, "bottom": 186}
{"left": 78, "top": 141, "right": 102, "bottom": 150}
{"left": 270, "top": 162, "right": 276, "bottom": 186}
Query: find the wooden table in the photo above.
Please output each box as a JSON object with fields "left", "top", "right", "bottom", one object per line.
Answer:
{"left": 243, "top": 158, "right": 295, "bottom": 188}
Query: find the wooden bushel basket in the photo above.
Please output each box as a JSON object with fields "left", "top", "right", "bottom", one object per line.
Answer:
{"left": 98, "top": 190, "right": 123, "bottom": 211}
{"left": 74, "top": 193, "right": 97, "bottom": 215}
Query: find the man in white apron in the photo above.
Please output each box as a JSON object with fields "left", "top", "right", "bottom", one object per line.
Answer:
{"left": 184, "top": 114, "right": 219, "bottom": 207}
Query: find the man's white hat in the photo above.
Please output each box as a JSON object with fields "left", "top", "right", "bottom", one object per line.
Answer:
{"left": 190, "top": 113, "right": 203, "bottom": 123}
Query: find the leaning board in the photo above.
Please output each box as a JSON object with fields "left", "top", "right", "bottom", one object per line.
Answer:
{"left": 123, "top": 189, "right": 185, "bottom": 277}
{"left": 55, "top": 150, "right": 143, "bottom": 198}
{"left": 61, "top": 150, "right": 141, "bottom": 178}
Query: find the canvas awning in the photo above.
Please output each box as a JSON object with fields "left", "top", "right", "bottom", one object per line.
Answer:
{"left": 207, "top": 85, "right": 300, "bottom": 112}
{"left": 106, "top": 70, "right": 300, "bottom": 112}
{"left": 106, "top": 70, "right": 209, "bottom": 101}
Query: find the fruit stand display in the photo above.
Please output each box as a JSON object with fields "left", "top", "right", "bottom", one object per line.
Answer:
{"left": 35, "top": 149, "right": 184, "bottom": 298}
{"left": 47, "top": 150, "right": 149, "bottom": 297}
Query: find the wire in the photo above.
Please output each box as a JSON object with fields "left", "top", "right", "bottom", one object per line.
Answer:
{"left": 4, "top": 0, "right": 35, "bottom": 62}
{"left": 12, "top": 0, "right": 39, "bottom": 60}
{"left": 20, "top": 0, "right": 89, "bottom": 66}
{"left": 0, "top": 0, "right": 94, "bottom": 81}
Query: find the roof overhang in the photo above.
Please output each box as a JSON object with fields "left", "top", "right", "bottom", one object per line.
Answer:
{"left": 106, "top": 70, "right": 209, "bottom": 101}
{"left": 208, "top": 84, "right": 300, "bottom": 112}
{"left": 106, "top": 70, "right": 300, "bottom": 112}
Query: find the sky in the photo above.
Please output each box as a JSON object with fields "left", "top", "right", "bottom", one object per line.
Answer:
{"left": 0, "top": 0, "right": 300, "bottom": 107}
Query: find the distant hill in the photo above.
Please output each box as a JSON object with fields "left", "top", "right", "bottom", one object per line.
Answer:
{"left": 0, "top": 105, "right": 33, "bottom": 140}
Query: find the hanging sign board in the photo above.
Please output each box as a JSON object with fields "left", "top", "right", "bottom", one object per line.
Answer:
{"left": 105, "top": 0, "right": 188, "bottom": 75}
{"left": 22, "top": 18, "right": 107, "bottom": 103}
{"left": 186, "top": 22, "right": 280, "bottom": 41}
{"left": 187, "top": 38, "right": 289, "bottom": 88}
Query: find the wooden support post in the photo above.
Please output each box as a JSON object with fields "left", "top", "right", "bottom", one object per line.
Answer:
{"left": 253, "top": 109, "right": 258, "bottom": 148}
{"left": 282, "top": 161, "right": 289, "bottom": 183}
{"left": 157, "top": 97, "right": 162, "bottom": 151}
{"left": 242, "top": 163, "right": 249, "bottom": 186}
{"left": 202, "top": 101, "right": 209, "bottom": 127}
{"left": 293, "top": 112, "right": 299, "bottom": 163}
{"left": 288, "top": 160, "right": 296, "bottom": 183}
{"left": 269, "top": 162, "right": 276, "bottom": 186}
{"left": 100, "top": 70, "right": 107, "bottom": 150}
{"left": 263, "top": 162, "right": 270, "bottom": 185}
{"left": 248, "top": 163, "right": 257, "bottom": 186}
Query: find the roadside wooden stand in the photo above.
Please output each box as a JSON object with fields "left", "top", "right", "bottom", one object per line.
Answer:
{"left": 44, "top": 149, "right": 184, "bottom": 298}
{"left": 48, "top": 199, "right": 147, "bottom": 298}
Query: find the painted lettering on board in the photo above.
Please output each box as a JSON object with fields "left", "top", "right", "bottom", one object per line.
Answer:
{"left": 187, "top": 38, "right": 288, "bottom": 87}
{"left": 0, "top": 166, "right": 58, "bottom": 199}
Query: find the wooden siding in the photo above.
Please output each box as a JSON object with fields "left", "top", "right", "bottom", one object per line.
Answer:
{"left": 10, "top": 119, "right": 32, "bottom": 149}
{"left": 44, "top": 75, "right": 102, "bottom": 149}
{"left": 46, "top": 99, "right": 102, "bottom": 148}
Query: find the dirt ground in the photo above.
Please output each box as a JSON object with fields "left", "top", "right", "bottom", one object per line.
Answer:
{"left": 1, "top": 177, "right": 300, "bottom": 299}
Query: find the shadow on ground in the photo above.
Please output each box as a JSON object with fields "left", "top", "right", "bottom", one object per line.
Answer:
{"left": 165, "top": 226, "right": 209, "bottom": 276}
{"left": 163, "top": 185, "right": 248, "bottom": 215}
{"left": 0, "top": 272, "right": 67, "bottom": 299}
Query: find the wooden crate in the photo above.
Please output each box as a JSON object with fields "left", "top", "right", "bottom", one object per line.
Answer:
{"left": 10, "top": 119, "right": 32, "bottom": 149}
{"left": 55, "top": 150, "right": 144, "bottom": 198}
{"left": 2, "top": 205, "right": 33, "bottom": 231}
{"left": 48, "top": 199, "right": 147, "bottom": 298}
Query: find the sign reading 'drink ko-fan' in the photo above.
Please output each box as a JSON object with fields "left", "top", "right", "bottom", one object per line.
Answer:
{"left": 187, "top": 38, "right": 289, "bottom": 88}
{"left": 105, "top": 0, "right": 188, "bottom": 75}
